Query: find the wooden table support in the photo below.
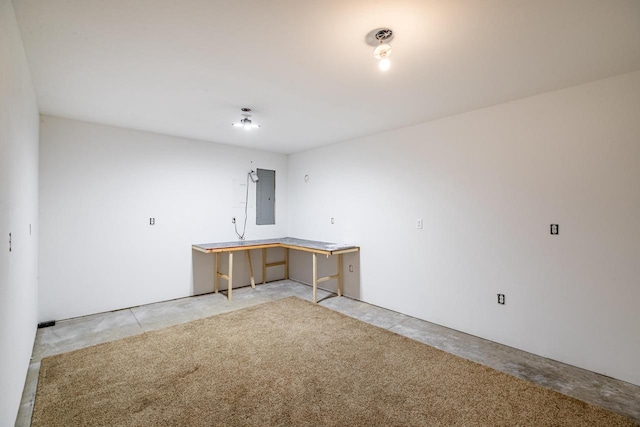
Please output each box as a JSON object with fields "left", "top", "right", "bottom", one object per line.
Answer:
{"left": 337, "top": 253, "right": 342, "bottom": 297}
{"left": 214, "top": 253, "right": 219, "bottom": 293}
{"left": 285, "top": 248, "right": 289, "bottom": 279}
{"left": 312, "top": 252, "right": 318, "bottom": 304}
{"left": 193, "top": 238, "right": 359, "bottom": 303}
{"left": 246, "top": 250, "right": 255, "bottom": 288}
{"left": 313, "top": 253, "right": 343, "bottom": 303}
{"left": 228, "top": 252, "right": 233, "bottom": 299}
{"left": 263, "top": 248, "right": 288, "bottom": 284}
{"left": 262, "top": 248, "right": 267, "bottom": 285}
{"left": 214, "top": 252, "right": 234, "bottom": 300}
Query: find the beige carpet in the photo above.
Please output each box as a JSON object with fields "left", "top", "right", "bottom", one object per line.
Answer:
{"left": 32, "top": 297, "right": 635, "bottom": 426}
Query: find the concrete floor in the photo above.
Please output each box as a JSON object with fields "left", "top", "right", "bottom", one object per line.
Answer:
{"left": 17, "top": 280, "right": 640, "bottom": 425}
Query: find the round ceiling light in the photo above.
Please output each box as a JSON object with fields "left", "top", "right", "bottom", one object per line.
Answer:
{"left": 372, "top": 28, "right": 393, "bottom": 71}
{"left": 232, "top": 108, "right": 260, "bottom": 130}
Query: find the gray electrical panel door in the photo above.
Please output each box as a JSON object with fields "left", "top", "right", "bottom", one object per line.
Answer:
{"left": 256, "top": 169, "right": 275, "bottom": 225}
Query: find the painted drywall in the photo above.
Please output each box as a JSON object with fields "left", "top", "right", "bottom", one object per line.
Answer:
{"left": 0, "top": 0, "right": 40, "bottom": 425}
{"left": 39, "top": 116, "right": 288, "bottom": 321}
{"left": 287, "top": 70, "right": 640, "bottom": 386}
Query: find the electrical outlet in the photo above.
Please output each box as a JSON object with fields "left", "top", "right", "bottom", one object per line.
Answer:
{"left": 416, "top": 219, "right": 423, "bottom": 229}
{"left": 150, "top": 218, "right": 155, "bottom": 225}
{"left": 232, "top": 217, "right": 236, "bottom": 224}
{"left": 349, "top": 265, "right": 354, "bottom": 273}
{"left": 497, "top": 294, "right": 505, "bottom": 305}
{"left": 8, "top": 233, "right": 11, "bottom": 252}
{"left": 550, "top": 224, "right": 559, "bottom": 235}
{"left": 331, "top": 217, "right": 335, "bottom": 224}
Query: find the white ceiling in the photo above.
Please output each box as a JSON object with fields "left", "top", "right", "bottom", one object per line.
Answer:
{"left": 13, "top": 0, "right": 640, "bottom": 154}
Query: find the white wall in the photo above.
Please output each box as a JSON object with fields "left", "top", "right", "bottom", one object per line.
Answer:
{"left": 0, "top": 0, "right": 40, "bottom": 425}
{"left": 287, "top": 70, "right": 640, "bottom": 386}
{"left": 39, "top": 116, "right": 288, "bottom": 321}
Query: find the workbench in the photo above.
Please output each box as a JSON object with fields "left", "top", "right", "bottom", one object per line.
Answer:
{"left": 192, "top": 237, "right": 359, "bottom": 303}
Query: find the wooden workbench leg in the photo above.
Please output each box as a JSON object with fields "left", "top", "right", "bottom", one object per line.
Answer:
{"left": 246, "top": 250, "right": 255, "bottom": 288}
{"left": 262, "top": 248, "right": 267, "bottom": 284}
{"left": 214, "top": 253, "right": 219, "bottom": 293}
{"left": 312, "top": 252, "right": 318, "bottom": 303}
{"left": 285, "top": 248, "right": 289, "bottom": 280}
{"left": 228, "top": 252, "right": 233, "bottom": 300}
{"left": 337, "top": 253, "right": 343, "bottom": 297}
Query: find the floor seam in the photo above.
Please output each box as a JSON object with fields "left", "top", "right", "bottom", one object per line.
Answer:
{"left": 387, "top": 317, "right": 411, "bottom": 330}
{"left": 129, "top": 308, "right": 144, "bottom": 331}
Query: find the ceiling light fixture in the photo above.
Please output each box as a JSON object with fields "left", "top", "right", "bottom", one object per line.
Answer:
{"left": 232, "top": 108, "right": 260, "bottom": 130}
{"left": 373, "top": 28, "right": 393, "bottom": 71}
